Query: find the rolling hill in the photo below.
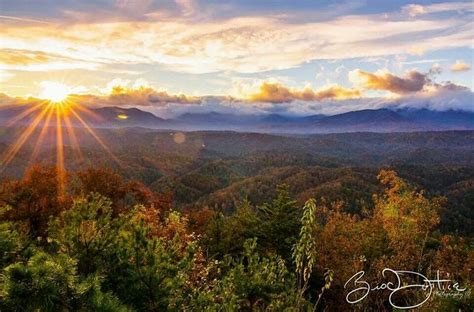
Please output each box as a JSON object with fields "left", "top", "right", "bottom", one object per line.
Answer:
{"left": 1, "top": 103, "right": 473, "bottom": 133}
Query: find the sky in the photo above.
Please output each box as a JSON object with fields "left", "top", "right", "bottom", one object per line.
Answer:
{"left": 0, "top": 0, "right": 473, "bottom": 117}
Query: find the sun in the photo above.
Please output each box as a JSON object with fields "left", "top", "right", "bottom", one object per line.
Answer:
{"left": 39, "top": 81, "right": 72, "bottom": 102}
{"left": 1, "top": 80, "right": 120, "bottom": 194}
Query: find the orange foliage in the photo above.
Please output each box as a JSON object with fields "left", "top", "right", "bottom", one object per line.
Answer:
{"left": 75, "top": 167, "right": 171, "bottom": 215}
{"left": 0, "top": 165, "right": 71, "bottom": 238}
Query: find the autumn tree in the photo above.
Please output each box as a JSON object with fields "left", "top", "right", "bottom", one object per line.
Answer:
{"left": 0, "top": 165, "right": 70, "bottom": 238}
{"left": 373, "top": 169, "right": 442, "bottom": 271}
{"left": 73, "top": 167, "right": 171, "bottom": 215}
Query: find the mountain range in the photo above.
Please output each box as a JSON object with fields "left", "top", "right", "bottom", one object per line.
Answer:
{"left": 0, "top": 104, "right": 472, "bottom": 133}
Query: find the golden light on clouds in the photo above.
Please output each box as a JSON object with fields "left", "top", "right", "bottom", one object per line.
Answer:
{"left": 451, "top": 60, "right": 471, "bottom": 72}
{"left": 117, "top": 113, "right": 128, "bottom": 120}
{"left": 249, "top": 82, "right": 361, "bottom": 103}
{"left": 349, "top": 69, "right": 428, "bottom": 94}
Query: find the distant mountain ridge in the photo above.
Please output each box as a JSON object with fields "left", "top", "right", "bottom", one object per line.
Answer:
{"left": 0, "top": 104, "right": 472, "bottom": 133}
{"left": 88, "top": 107, "right": 168, "bottom": 127}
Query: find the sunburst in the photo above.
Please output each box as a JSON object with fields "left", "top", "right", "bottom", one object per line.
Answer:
{"left": 0, "top": 82, "right": 120, "bottom": 195}
{"left": 39, "top": 81, "right": 72, "bottom": 103}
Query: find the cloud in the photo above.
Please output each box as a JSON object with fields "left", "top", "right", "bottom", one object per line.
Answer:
{"left": 3, "top": 70, "right": 469, "bottom": 119}
{"left": 0, "top": 3, "right": 472, "bottom": 74}
{"left": 60, "top": 79, "right": 201, "bottom": 107}
{"left": 434, "top": 82, "right": 470, "bottom": 92}
{"left": 389, "top": 85, "right": 473, "bottom": 112}
{"left": 71, "top": 83, "right": 201, "bottom": 108}
{"left": 400, "top": 58, "right": 447, "bottom": 65}
{"left": 0, "top": 15, "right": 50, "bottom": 24}
{"left": 174, "top": 0, "right": 197, "bottom": 17}
{"left": 110, "top": 85, "right": 200, "bottom": 105}
{"left": 349, "top": 69, "right": 430, "bottom": 94}
{"left": 115, "top": 0, "right": 154, "bottom": 15}
{"left": 0, "top": 70, "right": 13, "bottom": 82}
{"left": 430, "top": 63, "right": 443, "bottom": 75}
{"left": 155, "top": 85, "right": 474, "bottom": 117}
{"left": 0, "top": 49, "right": 98, "bottom": 71}
{"left": 451, "top": 60, "right": 471, "bottom": 72}
{"left": 349, "top": 68, "right": 472, "bottom": 98}
{"left": 402, "top": 2, "right": 473, "bottom": 17}
{"left": 249, "top": 82, "right": 361, "bottom": 103}
{"left": 0, "top": 49, "right": 51, "bottom": 65}
{"left": 0, "top": 82, "right": 203, "bottom": 118}
{"left": 402, "top": 4, "right": 427, "bottom": 17}
{"left": 1, "top": 82, "right": 473, "bottom": 121}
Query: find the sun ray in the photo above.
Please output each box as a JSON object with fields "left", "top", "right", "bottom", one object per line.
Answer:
{"left": 2, "top": 91, "right": 121, "bottom": 177}
{"left": 0, "top": 104, "right": 50, "bottom": 171}
{"left": 29, "top": 103, "right": 55, "bottom": 163}
{"left": 55, "top": 105, "right": 66, "bottom": 195}
{"left": 69, "top": 108, "right": 121, "bottom": 165}
{"left": 71, "top": 102, "right": 102, "bottom": 121}
{"left": 5, "top": 102, "right": 45, "bottom": 127}
{"left": 63, "top": 110, "right": 84, "bottom": 164}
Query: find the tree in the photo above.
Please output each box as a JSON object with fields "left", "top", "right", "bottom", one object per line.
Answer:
{"left": 189, "top": 239, "right": 305, "bottom": 311}
{"left": 100, "top": 208, "right": 201, "bottom": 311}
{"left": 49, "top": 193, "right": 124, "bottom": 275}
{"left": 74, "top": 167, "right": 171, "bottom": 215}
{"left": 373, "top": 169, "right": 441, "bottom": 271}
{"left": 0, "top": 206, "right": 26, "bottom": 268}
{"left": 1, "top": 251, "right": 130, "bottom": 311}
{"left": 257, "top": 184, "right": 301, "bottom": 262}
{"left": 0, "top": 165, "right": 70, "bottom": 239}
{"left": 204, "top": 185, "right": 301, "bottom": 261}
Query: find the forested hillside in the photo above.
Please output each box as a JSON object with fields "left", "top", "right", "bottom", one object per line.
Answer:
{"left": 1, "top": 128, "right": 473, "bottom": 235}
{"left": 0, "top": 128, "right": 474, "bottom": 235}
{"left": 0, "top": 166, "right": 472, "bottom": 310}
{"left": 1, "top": 129, "right": 473, "bottom": 310}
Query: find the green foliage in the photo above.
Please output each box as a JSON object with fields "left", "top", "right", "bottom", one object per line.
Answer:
{"left": 49, "top": 193, "right": 201, "bottom": 310}
{"left": 2, "top": 252, "right": 78, "bottom": 311}
{"left": 0, "top": 206, "right": 24, "bottom": 268}
{"left": 102, "top": 211, "right": 198, "bottom": 311}
{"left": 257, "top": 184, "right": 301, "bottom": 261}
{"left": 49, "top": 193, "right": 122, "bottom": 275}
{"left": 4, "top": 252, "right": 96, "bottom": 311}
{"left": 205, "top": 200, "right": 260, "bottom": 256}
{"left": 293, "top": 199, "right": 318, "bottom": 288}
{"left": 1, "top": 251, "right": 131, "bottom": 311}
{"left": 188, "top": 239, "right": 305, "bottom": 311}
{"left": 205, "top": 184, "right": 301, "bottom": 262}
